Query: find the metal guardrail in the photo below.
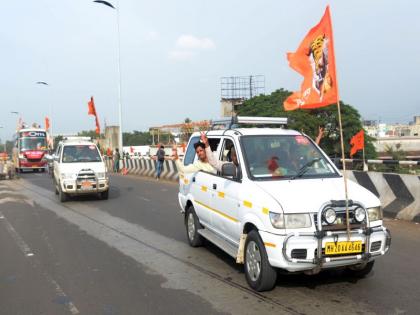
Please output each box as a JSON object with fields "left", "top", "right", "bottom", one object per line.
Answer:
{"left": 332, "top": 158, "right": 420, "bottom": 166}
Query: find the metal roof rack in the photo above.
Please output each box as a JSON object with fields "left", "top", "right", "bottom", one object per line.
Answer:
{"left": 62, "top": 136, "right": 92, "bottom": 142}
{"left": 211, "top": 116, "right": 288, "bottom": 130}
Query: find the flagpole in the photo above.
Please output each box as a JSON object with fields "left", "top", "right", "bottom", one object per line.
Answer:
{"left": 327, "top": 6, "right": 351, "bottom": 239}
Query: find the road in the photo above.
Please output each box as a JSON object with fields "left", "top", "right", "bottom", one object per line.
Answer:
{"left": 0, "top": 172, "right": 419, "bottom": 315}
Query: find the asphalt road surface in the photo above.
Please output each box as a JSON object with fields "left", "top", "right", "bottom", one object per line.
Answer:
{"left": 0, "top": 172, "right": 419, "bottom": 315}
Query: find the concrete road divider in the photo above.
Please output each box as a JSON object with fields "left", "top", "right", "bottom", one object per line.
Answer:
{"left": 346, "top": 171, "right": 420, "bottom": 222}
{"left": 106, "top": 157, "right": 179, "bottom": 181}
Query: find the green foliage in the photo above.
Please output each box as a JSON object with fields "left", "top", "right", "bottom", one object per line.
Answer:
{"left": 122, "top": 131, "right": 171, "bottom": 146}
{"left": 53, "top": 135, "right": 63, "bottom": 149}
{"left": 77, "top": 130, "right": 102, "bottom": 139}
{"left": 237, "top": 88, "right": 377, "bottom": 159}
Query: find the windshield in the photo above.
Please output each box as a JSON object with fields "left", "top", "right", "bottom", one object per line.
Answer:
{"left": 62, "top": 145, "right": 102, "bottom": 163}
{"left": 19, "top": 137, "right": 48, "bottom": 151}
{"left": 241, "top": 135, "right": 338, "bottom": 180}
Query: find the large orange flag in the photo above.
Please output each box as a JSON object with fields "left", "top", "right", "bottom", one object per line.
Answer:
{"left": 88, "top": 96, "right": 100, "bottom": 134}
{"left": 284, "top": 6, "right": 338, "bottom": 110}
{"left": 350, "top": 130, "right": 364, "bottom": 157}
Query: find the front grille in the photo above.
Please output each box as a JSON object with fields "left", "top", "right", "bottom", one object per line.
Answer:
{"left": 314, "top": 203, "right": 367, "bottom": 230}
{"left": 291, "top": 249, "right": 307, "bottom": 259}
{"left": 370, "top": 241, "right": 382, "bottom": 252}
{"left": 27, "top": 158, "right": 42, "bottom": 163}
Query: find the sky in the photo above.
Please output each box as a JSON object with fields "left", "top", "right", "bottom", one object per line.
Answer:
{"left": 1, "top": 0, "right": 419, "bottom": 141}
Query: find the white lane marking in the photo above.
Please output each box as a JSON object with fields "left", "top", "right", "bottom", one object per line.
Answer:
{"left": 0, "top": 189, "right": 19, "bottom": 194}
{"left": 0, "top": 210, "right": 80, "bottom": 315}
{"left": 136, "top": 196, "right": 151, "bottom": 202}
{"left": 0, "top": 196, "right": 34, "bottom": 207}
{"left": 0, "top": 211, "right": 34, "bottom": 257}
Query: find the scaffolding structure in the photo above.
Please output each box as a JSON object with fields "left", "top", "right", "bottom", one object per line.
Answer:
{"left": 221, "top": 75, "right": 265, "bottom": 100}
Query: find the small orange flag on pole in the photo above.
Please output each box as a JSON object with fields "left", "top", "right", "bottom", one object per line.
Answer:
{"left": 284, "top": 6, "right": 337, "bottom": 110}
{"left": 350, "top": 130, "right": 365, "bottom": 157}
{"left": 45, "top": 117, "right": 50, "bottom": 130}
{"left": 88, "top": 96, "right": 101, "bottom": 135}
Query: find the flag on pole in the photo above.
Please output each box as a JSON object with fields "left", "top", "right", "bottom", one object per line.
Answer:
{"left": 350, "top": 129, "right": 364, "bottom": 157}
{"left": 45, "top": 117, "right": 50, "bottom": 130}
{"left": 88, "top": 96, "right": 101, "bottom": 135}
{"left": 284, "top": 6, "right": 337, "bottom": 110}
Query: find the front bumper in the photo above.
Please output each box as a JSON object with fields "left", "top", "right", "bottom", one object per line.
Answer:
{"left": 260, "top": 226, "right": 391, "bottom": 272}
{"left": 19, "top": 161, "right": 48, "bottom": 169}
{"left": 61, "top": 178, "right": 109, "bottom": 194}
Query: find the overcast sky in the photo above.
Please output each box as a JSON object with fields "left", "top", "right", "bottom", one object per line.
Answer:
{"left": 1, "top": 0, "right": 419, "bottom": 140}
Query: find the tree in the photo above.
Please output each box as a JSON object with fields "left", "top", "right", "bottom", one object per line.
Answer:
{"left": 237, "top": 88, "right": 377, "bottom": 159}
{"left": 78, "top": 130, "right": 103, "bottom": 139}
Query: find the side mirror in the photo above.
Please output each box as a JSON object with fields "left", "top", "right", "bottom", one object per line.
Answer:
{"left": 221, "top": 163, "right": 236, "bottom": 178}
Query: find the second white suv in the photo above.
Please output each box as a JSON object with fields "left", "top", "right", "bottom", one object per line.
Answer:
{"left": 53, "top": 137, "right": 109, "bottom": 202}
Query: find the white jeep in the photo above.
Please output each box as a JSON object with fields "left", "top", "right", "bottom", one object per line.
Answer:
{"left": 53, "top": 137, "right": 109, "bottom": 202}
{"left": 178, "top": 117, "right": 391, "bottom": 291}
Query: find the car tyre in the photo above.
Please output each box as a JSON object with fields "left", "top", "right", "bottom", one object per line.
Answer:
{"left": 53, "top": 177, "right": 59, "bottom": 195}
{"left": 99, "top": 189, "right": 109, "bottom": 200}
{"left": 244, "top": 230, "right": 277, "bottom": 292}
{"left": 58, "top": 182, "right": 68, "bottom": 202}
{"left": 348, "top": 260, "right": 375, "bottom": 278}
{"left": 185, "top": 205, "right": 203, "bottom": 247}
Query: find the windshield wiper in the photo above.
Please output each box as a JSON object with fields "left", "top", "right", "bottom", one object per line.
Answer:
{"left": 291, "top": 158, "right": 321, "bottom": 179}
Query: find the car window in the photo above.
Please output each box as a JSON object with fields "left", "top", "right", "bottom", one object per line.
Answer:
{"left": 184, "top": 136, "right": 221, "bottom": 165}
{"left": 62, "top": 145, "right": 102, "bottom": 163}
{"left": 241, "top": 135, "right": 337, "bottom": 180}
{"left": 219, "top": 138, "right": 241, "bottom": 179}
{"left": 184, "top": 136, "right": 200, "bottom": 165}
{"left": 56, "top": 145, "right": 62, "bottom": 160}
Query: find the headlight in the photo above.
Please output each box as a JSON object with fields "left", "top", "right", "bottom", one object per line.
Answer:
{"left": 284, "top": 214, "right": 311, "bottom": 228}
{"left": 61, "top": 173, "right": 76, "bottom": 180}
{"left": 323, "top": 207, "right": 336, "bottom": 224}
{"left": 269, "top": 212, "right": 284, "bottom": 229}
{"left": 269, "top": 212, "right": 311, "bottom": 229}
{"left": 96, "top": 172, "right": 106, "bottom": 179}
{"left": 367, "top": 207, "right": 382, "bottom": 221}
{"left": 354, "top": 207, "right": 366, "bottom": 223}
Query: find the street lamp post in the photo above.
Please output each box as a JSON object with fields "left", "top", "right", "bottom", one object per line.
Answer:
{"left": 10, "top": 111, "right": 20, "bottom": 130}
{"left": 93, "top": 0, "right": 123, "bottom": 155}
{"left": 36, "top": 81, "right": 53, "bottom": 148}
{"left": 0, "top": 126, "right": 6, "bottom": 153}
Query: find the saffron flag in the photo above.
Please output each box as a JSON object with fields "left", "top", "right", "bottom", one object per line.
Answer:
{"left": 284, "top": 6, "right": 338, "bottom": 110}
{"left": 350, "top": 130, "right": 364, "bottom": 157}
{"left": 45, "top": 117, "right": 50, "bottom": 130}
{"left": 88, "top": 96, "right": 100, "bottom": 134}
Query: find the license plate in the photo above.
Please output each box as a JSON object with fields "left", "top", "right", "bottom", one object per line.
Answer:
{"left": 81, "top": 181, "right": 93, "bottom": 190}
{"left": 325, "top": 241, "right": 362, "bottom": 255}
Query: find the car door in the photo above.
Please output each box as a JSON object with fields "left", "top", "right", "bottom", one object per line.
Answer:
{"left": 209, "top": 138, "right": 242, "bottom": 244}
{"left": 180, "top": 136, "right": 220, "bottom": 227}
{"left": 53, "top": 144, "right": 62, "bottom": 182}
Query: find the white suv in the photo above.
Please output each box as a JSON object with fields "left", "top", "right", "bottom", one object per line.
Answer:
{"left": 178, "top": 117, "right": 391, "bottom": 291}
{"left": 53, "top": 137, "right": 109, "bottom": 202}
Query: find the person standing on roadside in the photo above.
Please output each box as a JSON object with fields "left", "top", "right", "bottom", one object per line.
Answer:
{"left": 113, "top": 148, "right": 121, "bottom": 173}
{"left": 155, "top": 144, "right": 165, "bottom": 180}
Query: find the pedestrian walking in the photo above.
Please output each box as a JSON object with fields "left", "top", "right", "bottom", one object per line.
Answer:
{"left": 155, "top": 144, "right": 165, "bottom": 180}
{"left": 113, "top": 148, "right": 121, "bottom": 173}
